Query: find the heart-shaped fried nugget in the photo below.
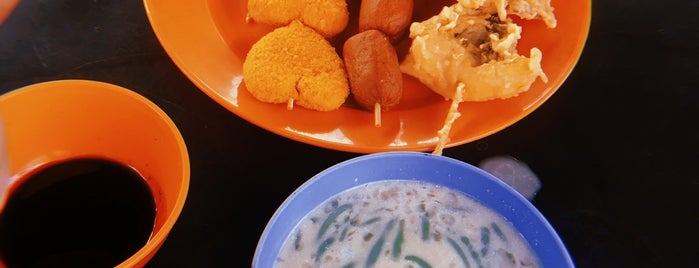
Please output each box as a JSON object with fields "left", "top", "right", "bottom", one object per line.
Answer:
{"left": 247, "top": 0, "right": 349, "bottom": 38}
{"left": 243, "top": 21, "right": 349, "bottom": 112}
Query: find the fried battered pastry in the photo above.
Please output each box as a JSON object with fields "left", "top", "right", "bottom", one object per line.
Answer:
{"left": 401, "top": 1, "right": 555, "bottom": 102}
{"left": 247, "top": 0, "right": 349, "bottom": 38}
{"left": 399, "top": 0, "right": 556, "bottom": 154}
{"left": 457, "top": 0, "right": 556, "bottom": 28}
{"left": 243, "top": 21, "right": 349, "bottom": 111}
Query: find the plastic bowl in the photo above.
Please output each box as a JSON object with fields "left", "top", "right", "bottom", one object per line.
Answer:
{"left": 253, "top": 152, "right": 573, "bottom": 267}
{"left": 0, "top": 80, "right": 190, "bottom": 267}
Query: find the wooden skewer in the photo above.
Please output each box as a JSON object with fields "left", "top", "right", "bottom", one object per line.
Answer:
{"left": 374, "top": 102, "right": 382, "bottom": 127}
{"left": 287, "top": 98, "right": 294, "bottom": 110}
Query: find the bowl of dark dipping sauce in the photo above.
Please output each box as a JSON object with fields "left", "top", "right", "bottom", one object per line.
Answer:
{"left": 0, "top": 80, "right": 189, "bottom": 267}
{"left": 253, "top": 152, "right": 573, "bottom": 268}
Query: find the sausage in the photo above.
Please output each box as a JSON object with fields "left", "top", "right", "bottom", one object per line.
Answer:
{"left": 343, "top": 30, "right": 403, "bottom": 112}
{"left": 359, "top": 0, "right": 414, "bottom": 41}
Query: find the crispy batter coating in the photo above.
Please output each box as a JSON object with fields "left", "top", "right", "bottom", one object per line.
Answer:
{"left": 247, "top": 0, "right": 349, "bottom": 38}
{"left": 507, "top": 0, "right": 557, "bottom": 28}
{"left": 457, "top": 0, "right": 556, "bottom": 28}
{"left": 401, "top": 1, "right": 554, "bottom": 102}
{"left": 243, "top": 21, "right": 349, "bottom": 111}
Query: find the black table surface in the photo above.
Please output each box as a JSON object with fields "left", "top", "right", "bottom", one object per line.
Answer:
{"left": 1, "top": 0, "right": 697, "bottom": 267}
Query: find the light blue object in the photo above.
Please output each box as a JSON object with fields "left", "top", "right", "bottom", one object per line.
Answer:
{"left": 252, "top": 152, "right": 573, "bottom": 267}
{"left": 479, "top": 155, "right": 542, "bottom": 201}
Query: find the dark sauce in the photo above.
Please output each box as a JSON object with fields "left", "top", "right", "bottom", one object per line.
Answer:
{"left": 0, "top": 158, "right": 156, "bottom": 267}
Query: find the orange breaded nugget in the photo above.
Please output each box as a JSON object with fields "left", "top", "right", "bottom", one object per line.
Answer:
{"left": 247, "top": 0, "right": 349, "bottom": 38}
{"left": 243, "top": 21, "right": 349, "bottom": 112}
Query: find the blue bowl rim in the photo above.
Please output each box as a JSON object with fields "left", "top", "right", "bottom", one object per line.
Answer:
{"left": 252, "top": 151, "right": 574, "bottom": 267}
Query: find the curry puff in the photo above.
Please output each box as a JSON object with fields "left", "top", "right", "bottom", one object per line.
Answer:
{"left": 247, "top": 0, "right": 349, "bottom": 38}
{"left": 243, "top": 21, "right": 349, "bottom": 112}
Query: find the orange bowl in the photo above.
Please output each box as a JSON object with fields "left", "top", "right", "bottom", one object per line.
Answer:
{"left": 144, "top": 0, "right": 590, "bottom": 153}
{"left": 0, "top": 80, "right": 190, "bottom": 267}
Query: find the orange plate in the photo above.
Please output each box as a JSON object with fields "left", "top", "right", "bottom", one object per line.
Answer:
{"left": 144, "top": 0, "right": 590, "bottom": 153}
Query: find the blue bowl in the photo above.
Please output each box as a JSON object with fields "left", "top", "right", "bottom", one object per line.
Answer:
{"left": 253, "top": 152, "right": 574, "bottom": 267}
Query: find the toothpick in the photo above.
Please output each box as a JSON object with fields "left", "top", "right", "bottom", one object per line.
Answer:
{"left": 287, "top": 98, "right": 294, "bottom": 110}
{"left": 374, "top": 102, "right": 382, "bottom": 127}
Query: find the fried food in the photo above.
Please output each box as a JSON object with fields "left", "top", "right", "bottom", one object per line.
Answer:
{"left": 247, "top": 0, "right": 349, "bottom": 38}
{"left": 433, "top": 83, "right": 465, "bottom": 155}
{"left": 506, "top": 0, "right": 557, "bottom": 28}
{"left": 398, "top": 0, "right": 556, "bottom": 154}
{"left": 400, "top": 1, "right": 555, "bottom": 102}
{"left": 359, "top": 0, "right": 414, "bottom": 41}
{"left": 343, "top": 30, "right": 403, "bottom": 126}
{"left": 457, "top": 0, "right": 556, "bottom": 28}
{"left": 243, "top": 20, "right": 349, "bottom": 111}
{"left": 343, "top": 30, "right": 402, "bottom": 112}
